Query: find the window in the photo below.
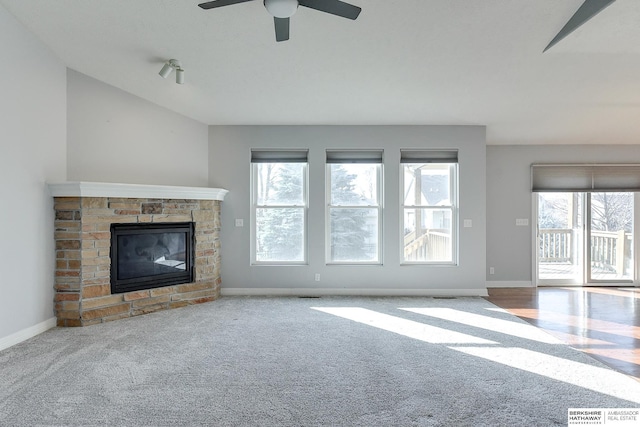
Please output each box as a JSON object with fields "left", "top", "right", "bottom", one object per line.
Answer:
{"left": 251, "top": 150, "right": 308, "bottom": 264}
{"left": 401, "top": 150, "right": 458, "bottom": 264}
{"left": 326, "top": 150, "right": 383, "bottom": 264}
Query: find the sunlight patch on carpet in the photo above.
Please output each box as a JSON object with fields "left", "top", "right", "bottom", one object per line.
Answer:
{"left": 401, "top": 307, "right": 562, "bottom": 344}
{"left": 313, "top": 304, "right": 640, "bottom": 406}
{"left": 311, "top": 307, "right": 496, "bottom": 345}
{"left": 453, "top": 346, "right": 640, "bottom": 404}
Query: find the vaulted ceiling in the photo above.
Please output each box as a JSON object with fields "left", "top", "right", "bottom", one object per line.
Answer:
{"left": 3, "top": 0, "right": 640, "bottom": 145}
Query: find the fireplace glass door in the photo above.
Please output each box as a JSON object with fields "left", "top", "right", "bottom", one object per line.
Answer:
{"left": 111, "top": 222, "right": 194, "bottom": 293}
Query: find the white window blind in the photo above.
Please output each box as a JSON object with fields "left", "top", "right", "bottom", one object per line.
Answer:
{"left": 531, "top": 164, "right": 640, "bottom": 192}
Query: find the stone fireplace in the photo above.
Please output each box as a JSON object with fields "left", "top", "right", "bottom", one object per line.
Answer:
{"left": 48, "top": 182, "right": 228, "bottom": 327}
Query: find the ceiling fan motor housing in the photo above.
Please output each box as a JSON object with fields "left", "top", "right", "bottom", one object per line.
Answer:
{"left": 264, "top": 0, "right": 299, "bottom": 18}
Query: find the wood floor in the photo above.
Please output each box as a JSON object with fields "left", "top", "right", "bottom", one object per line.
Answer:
{"left": 485, "top": 286, "right": 640, "bottom": 380}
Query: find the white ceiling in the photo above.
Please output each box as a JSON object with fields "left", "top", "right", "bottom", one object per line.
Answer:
{"left": 3, "top": 0, "right": 640, "bottom": 145}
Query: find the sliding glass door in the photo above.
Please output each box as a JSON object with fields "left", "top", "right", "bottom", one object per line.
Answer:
{"left": 537, "top": 193, "right": 584, "bottom": 284}
{"left": 536, "top": 192, "right": 635, "bottom": 286}
{"left": 589, "top": 192, "right": 634, "bottom": 282}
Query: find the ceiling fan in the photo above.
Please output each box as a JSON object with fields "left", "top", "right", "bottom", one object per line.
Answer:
{"left": 198, "top": 0, "right": 362, "bottom": 42}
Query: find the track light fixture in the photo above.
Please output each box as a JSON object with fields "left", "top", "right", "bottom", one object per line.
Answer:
{"left": 159, "top": 59, "right": 184, "bottom": 84}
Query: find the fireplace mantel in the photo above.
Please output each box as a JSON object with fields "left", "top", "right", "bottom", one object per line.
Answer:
{"left": 48, "top": 181, "right": 228, "bottom": 201}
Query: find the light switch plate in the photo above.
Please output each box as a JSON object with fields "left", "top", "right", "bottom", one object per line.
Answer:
{"left": 235, "top": 219, "right": 244, "bottom": 227}
{"left": 516, "top": 218, "right": 529, "bottom": 226}
{"left": 463, "top": 219, "right": 472, "bottom": 228}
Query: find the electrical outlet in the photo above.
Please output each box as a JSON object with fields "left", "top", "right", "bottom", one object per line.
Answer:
{"left": 314, "top": 273, "right": 320, "bottom": 282}
{"left": 489, "top": 267, "right": 495, "bottom": 275}
{"left": 235, "top": 219, "right": 243, "bottom": 227}
{"left": 463, "top": 219, "right": 472, "bottom": 228}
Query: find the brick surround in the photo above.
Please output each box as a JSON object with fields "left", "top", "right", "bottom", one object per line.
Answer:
{"left": 52, "top": 196, "right": 222, "bottom": 326}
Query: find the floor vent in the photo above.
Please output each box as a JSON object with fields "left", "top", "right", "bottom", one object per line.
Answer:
{"left": 298, "top": 296, "right": 321, "bottom": 299}
{"left": 433, "top": 296, "right": 457, "bottom": 299}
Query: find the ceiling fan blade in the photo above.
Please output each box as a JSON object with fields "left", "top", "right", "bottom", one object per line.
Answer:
{"left": 543, "top": 0, "right": 616, "bottom": 52}
{"left": 198, "top": 0, "right": 254, "bottom": 10}
{"left": 298, "top": 0, "right": 361, "bottom": 20}
{"left": 274, "top": 17, "right": 290, "bottom": 42}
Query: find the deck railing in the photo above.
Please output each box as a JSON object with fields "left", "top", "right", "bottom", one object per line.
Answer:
{"left": 539, "top": 228, "right": 573, "bottom": 263}
{"left": 405, "top": 227, "right": 631, "bottom": 271}
{"left": 539, "top": 228, "right": 632, "bottom": 274}
{"left": 590, "top": 229, "right": 630, "bottom": 274}
{"left": 404, "top": 230, "right": 451, "bottom": 261}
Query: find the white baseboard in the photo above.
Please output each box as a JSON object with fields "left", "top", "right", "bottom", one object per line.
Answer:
{"left": 221, "top": 288, "right": 489, "bottom": 297}
{"left": 485, "top": 281, "right": 534, "bottom": 288}
{"left": 0, "top": 317, "right": 57, "bottom": 352}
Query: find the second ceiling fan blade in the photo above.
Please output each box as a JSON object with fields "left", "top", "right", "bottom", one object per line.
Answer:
{"left": 198, "top": 0, "right": 254, "bottom": 10}
{"left": 543, "top": 0, "right": 616, "bottom": 52}
{"left": 299, "top": 0, "right": 361, "bottom": 20}
{"left": 274, "top": 17, "right": 290, "bottom": 42}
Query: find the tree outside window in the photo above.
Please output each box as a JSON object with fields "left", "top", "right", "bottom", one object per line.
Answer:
{"left": 328, "top": 163, "right": 381, "bottom": 263}
{"left": 253, "top": 162, "right": 307, "bottom": 263}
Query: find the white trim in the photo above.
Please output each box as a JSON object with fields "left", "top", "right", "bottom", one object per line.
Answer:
{"left": 485, "top": 281, "right": 534, "bottom": 288}
{"left": 47, "top": 182, "right": 228, "bottom": 201}
{"left": 532, "top": 192, "right": 539, "bottom": 286}
{"left": 0, "top": 317, "right": 57, "bottom": 352}
{"left": 635, "top": 193, "right": 640, "bottom": 286}
{"left": 221, "top": 287, "right": 488, "bottom": 297}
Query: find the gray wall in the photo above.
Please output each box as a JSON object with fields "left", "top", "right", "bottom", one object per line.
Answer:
{"left": 209, "top": 126, "right": 487, "bottom": 295}
{"left": 67, "top": 70, "right": 209, "bottom": 187}
{"left": 0, "top": 4, "right": 67, "bottom": 344}
{"left": 487, "top": 145, "right": 640, "bottom": 284}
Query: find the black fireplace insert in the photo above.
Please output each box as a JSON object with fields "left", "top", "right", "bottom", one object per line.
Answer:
{"left": 110, "top": 222, "right": 194, "bottom": 294}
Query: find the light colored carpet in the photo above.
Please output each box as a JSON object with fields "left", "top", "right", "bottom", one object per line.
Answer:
{"left": 1, "top": 296, "right": 639, "bottom": 426}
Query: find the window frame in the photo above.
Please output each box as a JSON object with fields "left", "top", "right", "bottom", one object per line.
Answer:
{"left": 400, "top": 161, "right": 458, "bottom": 265}
{"left": 250, "top": 160, "right": 309, "bottom": 266}
{"left": 325, "top": 158, "right": 383, "bottom": 265}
